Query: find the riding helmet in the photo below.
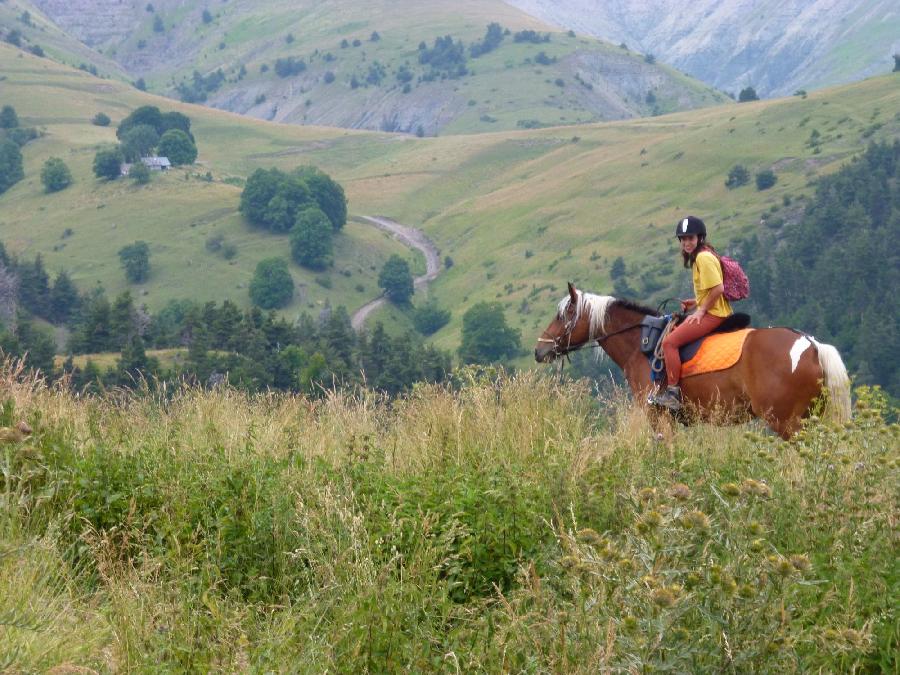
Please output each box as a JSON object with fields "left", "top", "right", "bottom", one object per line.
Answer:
{"left": 675, "top": 215, "right": 706, "bottom": 238}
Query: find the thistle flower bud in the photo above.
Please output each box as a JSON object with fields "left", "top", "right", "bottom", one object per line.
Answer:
{"left": 789, "top": 554, "right": 811, "bottom": 572}
{"left": 576, "top": 528, "right": 603, "bottom": 546}
{"left": 651, "top": 587, "right": 677, "bottom": 608}
{"left": 670, "top": 483, "right": 692, "bottom": 501}
{"left": 721, "top": 482, "right": 741, "bottom": 497}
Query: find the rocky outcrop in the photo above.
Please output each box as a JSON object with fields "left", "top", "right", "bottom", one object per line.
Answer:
{"left": 503, "top": 0, "right": 900, "bottom": 96}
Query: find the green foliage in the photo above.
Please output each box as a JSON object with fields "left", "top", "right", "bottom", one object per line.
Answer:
{"left": 610, "top": 256, "right": 626, "bottom": 279}
{"left": 49, "top": 270, "right": 80, "bottom": 323}
{"left": 419, "top": 35, "right": 468, "bottom": 79}
{"left": 412, "top": 299, "right": 451, "bottom": 335}
{"left": 153, "top": 14, "right": 164, "bottom": 32}
{"left": 739, "top": 86, "right": 760, "bottom": 102}
{"left": 117, "top": 106, "right": 194, "bottom": 143}
{"left": 755, "top": 168, "right": 777, "bottom": 190}
{"left": 274, "top": 57, "right": 306, "bottom": 78}
{"left": 513, "top": 30, "right": 550, "bottom": 44}
{"left": 158, "top": 129, "right": 197, "bottom": 165}
{"left": 249, "top": 257, "right": 294, "bottom": 309}
{"left": 469, "top": 22, "right": 504, "bottom": 58}
{"left": 91, "top": 112, "right": 111, "bottom": 126}
{"left": 290, "top": 206, "right": 333, "bottom": 269}
{"left": 40, "top": 157, "right": 72, "bottom": 193}
{"left": 241, "top": 168, "right": 314, "bottom": 233}
{"left": 176, "top": 69, "right": 225, "bottom": 103}
{"left": 0, "top": 104, "right": 19, "bottom": 129}
{"left": 118, "top": 241, "right": 151, "bottom": 283}
{"left": 130, "top": 161, "right": 151, "bottom": 184}
{"left": 0, "top": 138, "right": 24, "bottom": 195}
{"left": 458, "top": 301, "right": 521, "bottom": 364}
{"left": 293, "top": 166, "right": 347, "bottom": 230}
{"left": 738, "top": 140, "right": 900, "bottom": 395}
{"left": 92, "top": 146, "right": 124, "bottom": 180}
{"left": 2, "top": 373, "right": 893, "bottom": 671}
{"left": 201, "top": 8, "right": 213, "bottom": 24}
{"left": 726, "top": 164, "right": 750, "bottom": 188}
{"left": 378, "top": 254, "right": 414, "bottom": 304}
{"left": 893, "top": 54, "right": 899, "bottom": 72}
{"left": 120, "top": 123, "right": 159, "bottom": 161}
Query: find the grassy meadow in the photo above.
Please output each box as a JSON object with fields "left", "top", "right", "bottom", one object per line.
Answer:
{"left": 0, "top": 360, "right": 897, "bottom": 670}
{"left": 2, "top": 43, "right": 900, "bottom": 354}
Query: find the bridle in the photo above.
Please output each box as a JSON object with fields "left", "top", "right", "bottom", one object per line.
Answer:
{"left": 537, "top": 307, "right": 645, "bottom": 361}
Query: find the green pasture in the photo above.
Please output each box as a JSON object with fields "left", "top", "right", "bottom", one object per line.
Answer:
{"left": 2, "top": 43, "right": 899, "bottom": 354}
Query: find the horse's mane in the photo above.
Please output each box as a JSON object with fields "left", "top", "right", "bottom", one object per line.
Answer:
{"left": 557, "top": 292, "right": 658, "bottom": 339}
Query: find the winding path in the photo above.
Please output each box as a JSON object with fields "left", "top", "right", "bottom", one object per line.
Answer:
{"left": 351, "top": 216, "right": 441, "bottom": 330}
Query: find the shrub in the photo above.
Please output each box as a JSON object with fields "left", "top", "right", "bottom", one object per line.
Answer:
{"left": 92, "top": 112, "right": 111, "bottom": 126}
{"left": 118, "top": 241, "right": 151, "bottom": 282}
{"left": 40, "top": 157, "right": 73, "bottom": 193}
{"left": 92, "top": 146, "right": 124, "bottom": 180}
{"left": 130, "top": 161, "right": 151, "bottom": 184}
{"left": 739, "top": 86, "right": 759, "bottom": 102}
{"left": 290, "top": 206, "right": 333, "bottom": 269}
{"left": 725, "top": 164, "right": 750, "bottom": 188}
{"left": 755, "top": 168, "right": 777, "bottom": 190}
{"left": 0, "top": 105, "right": 18, "bottom": 129}
{"left": 378, "top": 255, "right": 414, "bottom": 304}
{"left": 249, "top": 257, "right": 294, "bottom": 309}
{"left": 412, "top": 300, "right": 450, "bottom": 335}
{"left": 458, "top": 301, "right": 520, "bottom": 363}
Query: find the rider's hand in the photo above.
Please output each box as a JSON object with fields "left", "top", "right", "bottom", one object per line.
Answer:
{"left": 685, "top": 307, "right": 706, "bottom": 325}
{"left": 680, "top": 299, "right": 696, "bottom": 312}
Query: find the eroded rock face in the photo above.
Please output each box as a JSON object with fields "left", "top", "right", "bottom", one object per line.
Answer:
{"left": 503, "top": 0, "right": 900, "bottom": 96}
{"left": 30, "top": 0, "right": 144, "bottom": 48}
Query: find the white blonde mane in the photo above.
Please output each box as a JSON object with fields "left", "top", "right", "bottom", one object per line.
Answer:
{"left": 556, "top": 291, "right": 617, "bottom": 340}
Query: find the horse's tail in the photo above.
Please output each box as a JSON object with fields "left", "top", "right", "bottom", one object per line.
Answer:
{"left": 811, "top": 339, "right": 851, "bottom": 422}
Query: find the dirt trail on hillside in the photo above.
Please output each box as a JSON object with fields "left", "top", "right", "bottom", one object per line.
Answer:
{"left": 351, "top": 216, "right": 440, "bottom": 330}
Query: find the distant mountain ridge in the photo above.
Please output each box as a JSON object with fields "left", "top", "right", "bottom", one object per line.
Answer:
{"left": 503, "top": 0, "right": 900, "bottom": 97}
{"left": 19, "top": 0, "right": 728, "bottom": 134}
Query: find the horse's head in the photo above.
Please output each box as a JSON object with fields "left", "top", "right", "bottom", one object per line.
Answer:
{"left": 535, "top": 282, "right": 598, "bottom": 362}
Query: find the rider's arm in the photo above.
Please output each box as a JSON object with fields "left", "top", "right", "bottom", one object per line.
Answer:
{"left": 695, "top": 284, "right": 724, "bottom": 316}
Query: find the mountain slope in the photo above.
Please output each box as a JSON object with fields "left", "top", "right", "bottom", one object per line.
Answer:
{"left": 503, "top": 0, "right": 900, "bottom": 97}
{"left": 2, "top": 44, "right": 899, "bottom": 352}
{"left": 26, "top": 0, "right": 728, "bottom": 134}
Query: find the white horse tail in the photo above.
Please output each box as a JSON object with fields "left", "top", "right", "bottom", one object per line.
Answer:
{"left": 811, "top": 339, "right": 852, "bottom": 422}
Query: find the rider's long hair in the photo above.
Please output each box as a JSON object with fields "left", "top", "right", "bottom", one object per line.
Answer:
{"left": 682, "top": 236, "right": 718, "bottom": 268}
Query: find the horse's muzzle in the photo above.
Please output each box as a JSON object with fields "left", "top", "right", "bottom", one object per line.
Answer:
{"left": 534, "top": 343, "right": 556, "bottom": 363}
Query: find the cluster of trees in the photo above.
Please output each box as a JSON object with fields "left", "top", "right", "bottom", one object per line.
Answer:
{"left": 239, "top": 166, "right": 346, "bottom": 272}
{"left": 469, "top": 23, "right": 506, "bottom": 58}
{"left": 513, "top": 30, "right": 551, "bottom": 44}
{"left": 66, "top": 292, "right": 452, "bottom": 397}
{"left": 419, "top": 36, "right": 469, "bottom": 80}
{"left": 274, "top": 57, "right": 307, "bottom": 78}
{"left": 176, "top": 69, "right": 225, "bottom": 103}
{"left": 93, "top": 106, "right": 198, "bottom": 180}
{"left": 737, "top": 140, "right": 900, "bottom": 396}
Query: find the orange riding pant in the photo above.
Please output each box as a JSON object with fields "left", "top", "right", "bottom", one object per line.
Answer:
{"left": 662, "top": 314, "right": 726, "bottom": 385}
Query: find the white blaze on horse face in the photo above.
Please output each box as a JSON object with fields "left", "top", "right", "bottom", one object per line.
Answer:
{"left": 789, "top": 336, "right": 811, "bottom": 373}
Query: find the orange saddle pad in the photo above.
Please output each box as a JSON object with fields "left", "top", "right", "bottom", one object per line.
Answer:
{"left": 681, "top": 328, "right": 754, "bottom": 378}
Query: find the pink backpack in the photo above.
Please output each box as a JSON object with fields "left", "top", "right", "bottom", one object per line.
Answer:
{"left": 717, "top": 254, "right": 750, "bottom": 301}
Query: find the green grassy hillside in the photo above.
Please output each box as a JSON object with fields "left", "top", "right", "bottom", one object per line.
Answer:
{"left": 25, "top": 0, "right": 728, "bottom": 134}
{"left": 3, "top": 43, "right": 899, "bottom": 355}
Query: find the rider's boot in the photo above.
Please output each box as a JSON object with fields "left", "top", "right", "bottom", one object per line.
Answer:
{"left": 650, "top": 385, "right": 683, "bottom": 412}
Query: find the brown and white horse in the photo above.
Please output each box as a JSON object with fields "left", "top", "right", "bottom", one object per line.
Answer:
{"left": 535, "top": 283, "right": 851, "bottom": 438}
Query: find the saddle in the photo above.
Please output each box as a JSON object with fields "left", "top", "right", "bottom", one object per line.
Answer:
{"left": 640, "top": 313, "right": 752, "bottom": 378}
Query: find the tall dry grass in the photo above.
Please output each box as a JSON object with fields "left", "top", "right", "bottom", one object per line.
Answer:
{"left": 1, "top": 360, "right": 896, "bottom": 671}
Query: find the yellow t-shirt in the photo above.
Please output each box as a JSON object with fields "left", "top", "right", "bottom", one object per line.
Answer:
{"left": 692, "top": 251, "right": 733, "bottom": 318}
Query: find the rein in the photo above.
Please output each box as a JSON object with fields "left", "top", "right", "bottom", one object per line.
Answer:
{"left": 537, "top": 320, "right": 646, "bottom": 360}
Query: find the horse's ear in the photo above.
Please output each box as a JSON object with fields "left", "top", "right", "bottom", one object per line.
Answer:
{"left": 567, "top": 281, "right": 578, "bottom": 304}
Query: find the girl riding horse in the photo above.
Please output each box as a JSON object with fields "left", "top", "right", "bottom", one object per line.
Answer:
{"left": 534, "top": 283, "right": 850, "bottom": 439}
